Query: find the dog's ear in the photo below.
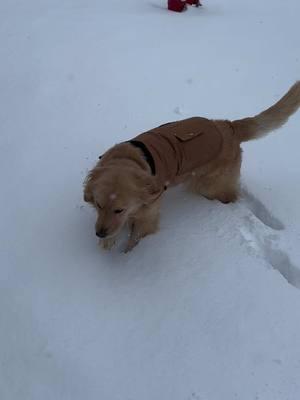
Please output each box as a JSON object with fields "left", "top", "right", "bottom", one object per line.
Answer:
{"left": 83, "top": 183, "right": 93, "bottom": 203}
{"left": 83, "top": 166, "right": 110, "bottom": 203}
{"left": 83, "top": 177, "right": 94, "bottom": 203}
{"left": 134, "top": 171, "right": 161, "bottom": 204}
{"left": 83, "top": 166, "right": 102, "bottom": 203}
{"left": 145, "top": 176, "right": 161, "bottom": 199}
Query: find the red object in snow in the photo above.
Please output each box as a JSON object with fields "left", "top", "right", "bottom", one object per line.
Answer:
{"left": 186, "top": 0, "right": 202, "bottom": 6}
{"left": 168, "top": 0, "right": 187, "bottom": 12}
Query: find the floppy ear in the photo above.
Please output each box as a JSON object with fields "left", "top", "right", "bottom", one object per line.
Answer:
{"left": 83, "top": 165, "right": 111, "bottom": 203}
{"left": 134, "top": 171, "right": 161, "bottom": 204}
{"left": 83, "top": 166, "right": 102, "bottom": 203}
{"left": 145, "top": 176, "right": 161, "bottom": 199}
{"left": 83, "top": 183, "right": 93, "bottom": 203}
{"left": 83, "top": 175, "right": 94, "bottom": 203}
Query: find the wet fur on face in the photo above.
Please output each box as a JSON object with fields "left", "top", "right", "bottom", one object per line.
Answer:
{"left": 84, "top": 152, "right": 162, "bottom": 251}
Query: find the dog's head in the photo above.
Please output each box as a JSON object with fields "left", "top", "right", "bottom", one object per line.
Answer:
{"left": 84, "top": 165, "right": 160, "bottom": 239}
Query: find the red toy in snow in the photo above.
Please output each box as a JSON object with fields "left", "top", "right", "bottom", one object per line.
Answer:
{"left": 168, "top": 0, "right": 202, "bottom": 12}
{"left": 168, "top": 0, "right": 187, "bottom": 12}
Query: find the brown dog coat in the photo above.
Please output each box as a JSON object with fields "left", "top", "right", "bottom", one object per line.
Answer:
{"left": 131, "top": 117, "right": 227, "bottom": 190}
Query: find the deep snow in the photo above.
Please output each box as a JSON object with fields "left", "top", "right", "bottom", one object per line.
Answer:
{"left": 1, "top": 1, "right": 300, "bottom": 399}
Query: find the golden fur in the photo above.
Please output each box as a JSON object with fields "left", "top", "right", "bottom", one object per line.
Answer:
{"left": 84, "top": 82, "right": 300, "bottom": 252}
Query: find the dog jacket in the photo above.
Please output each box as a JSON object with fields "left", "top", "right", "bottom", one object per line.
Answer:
{"left": 131, "top": 117, "right": 225, "bottom": 190}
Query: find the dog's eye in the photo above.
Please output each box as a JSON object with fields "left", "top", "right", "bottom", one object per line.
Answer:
{"left": 114, "top": 209, "right": 124, "bottom": 214}
{"left": 96, "top": 202, "right": 103, "bottom": 209}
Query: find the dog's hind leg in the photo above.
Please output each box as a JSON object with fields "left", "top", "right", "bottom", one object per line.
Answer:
{"left": 188, "top": 157, "right": 241, "bottom": 204}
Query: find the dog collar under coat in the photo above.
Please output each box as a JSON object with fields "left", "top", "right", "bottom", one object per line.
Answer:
{"left": 129, "top": 140, "right": 156, "bottom": 176}
{"left": 129, "top": 140, "right": 169, "bottom": 192}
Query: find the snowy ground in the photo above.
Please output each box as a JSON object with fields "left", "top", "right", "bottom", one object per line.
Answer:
{"left": 1, "top": 1, "right": 300, "bottom": 399}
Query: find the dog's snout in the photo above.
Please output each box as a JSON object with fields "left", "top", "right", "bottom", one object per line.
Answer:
{"left": 96, "top": 228, "right": 107, "bottom": 238}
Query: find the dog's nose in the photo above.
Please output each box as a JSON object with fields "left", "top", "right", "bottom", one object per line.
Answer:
{"left": 96, "top": 228, "right": 107, "bottom": 238}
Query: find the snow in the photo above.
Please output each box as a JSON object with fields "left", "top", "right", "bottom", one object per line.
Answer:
{"left": 1, "top": 1, "right": 300, "bottom": 399}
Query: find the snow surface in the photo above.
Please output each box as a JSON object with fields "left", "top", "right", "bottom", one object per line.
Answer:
{"left": 1, "top": 1, "right": 300, "bottom": 399}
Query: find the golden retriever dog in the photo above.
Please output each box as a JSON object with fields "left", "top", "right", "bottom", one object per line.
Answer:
{"left": 84, "top": 82, "right": 300, "bottom": 252}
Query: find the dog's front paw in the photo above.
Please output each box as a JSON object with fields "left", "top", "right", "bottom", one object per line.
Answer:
{"left": 100, "top": 237, "right": 116, "bottom": 251}
{"left": 123, "top": 237, "right": 140, "bottom": 253}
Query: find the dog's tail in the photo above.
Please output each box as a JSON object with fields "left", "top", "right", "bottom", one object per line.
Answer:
{"left": 231, "top": 81, "right": 300, "bottom": 143}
